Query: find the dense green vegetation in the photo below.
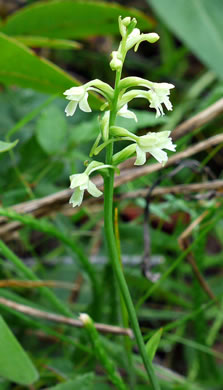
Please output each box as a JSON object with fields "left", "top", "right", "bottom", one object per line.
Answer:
{"left": 0, "top": 1, "right": 223, "bottom": 389}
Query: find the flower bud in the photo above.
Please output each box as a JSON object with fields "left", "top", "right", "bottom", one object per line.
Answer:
{"left": 119, "top": 16, "right": 134, "bottom": 38}
{"left": 110, "top": 51, "right": 123, "bottom": 71}
{"left": 122, "top": 17, "right": 131, "bottom": 27}
{"left": 100, "top": 111, "right": 110, "bottom": 140}
{"left": 79, "top": 313, "right": 92, "bottom": 326}
{"left": 126, "top": 29, "right": 159, "bottom": 52}
{"left": 134, "top": 33, "right": 159, "bottom": 52}
{"left": 110, "top": 125, "right": 137, "bottom": 140}
{"left": 112, "top": 144, "right": 136, "bottom": 165}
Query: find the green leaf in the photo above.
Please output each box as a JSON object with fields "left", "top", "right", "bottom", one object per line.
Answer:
{"left": 47, "top": 373, "right": 95, "bottom": 390}
{"left": 148, "top": 0, "right": 223, "bottom": 80}
{"left": 36, "top": 106, "right": 67, "bottom": 154}
{"left": 1, "top": 0, "right": 153, "bottom": 39}
{"left": 15, "top": 36, "right": 82, "bottom": 50}
{"left": 0, "top": 315, "right": 38, "bottom": 385}
{"left": 0, "top": 32, "right": 100, "bottom": 108}
{"left": 146, "top": 328, "right": 163, "bottom": 361}
{"left": 0, "top": 140, "right": 18, "bottom": 153}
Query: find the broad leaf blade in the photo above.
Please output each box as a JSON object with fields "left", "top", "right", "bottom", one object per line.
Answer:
{"left": 0, "top": 315, "right": 38, "bottom": 385}
{"left": 1, "top": 0, "right": 153, "bottom": 39}
{"left": 47, "top": 373, "right": 94, "bottom": 390}
{"left": 36, "top": 106, "right": 68, "bottom": 155}
{"left": 148, "top": 0, "right": 223, "bottom": 79}
{"left": 146, "top": 328, "right": 163, "bottom": 361}
{"left": 15, "top": 36, "right": 81, "bottom": 50}
{"left": 0, "top": 140, "right": 18, "bottom": 153}
{"left": 0, "top": 32, "right": 101, "bottom": 108}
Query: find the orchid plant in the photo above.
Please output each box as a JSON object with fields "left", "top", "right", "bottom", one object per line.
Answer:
{"left": 64, "top": 16, "right": 176, "bottom": 390}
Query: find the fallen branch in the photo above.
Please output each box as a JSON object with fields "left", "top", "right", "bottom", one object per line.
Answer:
{"left": 115, "top": 133, "right": 223, "bottom": 187}
{"left": 0, "top": 130, "right": 223, "bottom": 240}
{"left": 0, "top": 279, "right": 76, "bottom": 290}
{"left": 172, "top": 98, "right": 223, "bottom": 140}
{"left": 1, "top": 179, "right": 223, "bottom": 239}
{"left": 119, "top": 180, "right": 223, "bottom": 200}
{"left": 0, "top": 297, "right": 133, "bottom": 338}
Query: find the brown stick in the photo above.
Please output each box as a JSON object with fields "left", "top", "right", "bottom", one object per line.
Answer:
{"left": 172, "top": 98, "right": 223, "bottom": 140}
{"left": 0, "top": 279, "right": 77, "bottom": 290}
{"left": 0, "top": 297, "right": 133, "bottom": 338}
{"left": 1, "top": 179, "right": 223, "bottom": 239}
{"left": 119, "top": 180, "right": 223, "bottom": 200}
{"left": 0, "top": 134, "right": 222, "bottom": 227}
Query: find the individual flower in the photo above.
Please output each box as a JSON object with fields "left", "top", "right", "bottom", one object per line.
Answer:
{"left": 118, "top": 81, "right": 174, "bottom": 118}
{"left": 126, "top": 28, "right": 159, "bottom": 52}
{"left": 110, "top": 126, "right": 176, "bottom": 166}
{"left": 117, "top": 104, "right": 138, "bottom": 122}
{"left": 69, "top": 161, "right": 116, "bottom": 207}
{"left": 64, "top": 86, "right": 91, "bottom": 116}
{"left": 69, "top": 161, "right": 105, "bottom": 207}
{"left": 148, "top": 82, "right": 175, "bottom": 117}
{"left": 69, "top": 171, "right": 102, "bottom": 207}
{"left": 64, "top": 80, "right": 114, "bottom": 117}
{"left": 134, "top": 131, "right": 176, "bottom": 165}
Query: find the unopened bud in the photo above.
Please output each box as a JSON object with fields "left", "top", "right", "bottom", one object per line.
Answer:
{"left": 110, "top": 51, "right": 123, "bottom": 71}
{"left": 110, "top": 125, "right": 136, "bottom": 139}
{"left": 79, "top": 313, "right": 91, "bottom": 326}
{"left": 134, "top": 33, "right": 160, "bottom": 52}
{"left": 127, "top": 18, "right": 137, "bottom": 35}
{"left": 112, "top": 144, "right": 136, "bottom": 165}
{"left": 122, "top": 17, "right": 131, "bottom": 27}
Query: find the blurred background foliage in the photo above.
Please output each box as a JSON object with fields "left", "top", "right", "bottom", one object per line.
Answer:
{"left": 0, "top": 0, "right": 223, "bottom": 389}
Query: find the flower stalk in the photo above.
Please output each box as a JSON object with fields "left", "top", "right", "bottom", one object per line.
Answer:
{"left": 64, "top": 15, "right": 177, "bottom": 389}
{"left": 79, "top": 313, "right": 127, "bottom": 390}
{"left": 103, "top": 51, "right": 160, "bottom": 390}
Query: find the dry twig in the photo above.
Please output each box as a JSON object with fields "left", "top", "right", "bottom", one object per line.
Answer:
{"left": 0, "top": 279, "right": 77, "bottom": 290}
{"left": 172, "top": 98, "right": 223, "bottom": 140}
{"left": 0, "top": 297, "right": 133, "bottom": 338}
{"left": 0, "top": 134, "right": 222, "bottom": 226}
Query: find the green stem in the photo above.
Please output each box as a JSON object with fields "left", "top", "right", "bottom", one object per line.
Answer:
{"left": 103, "top": 174, "right": 160, "bottom": 389}
{"left": 103, "top": 67, "right": 160, "bottom": 389}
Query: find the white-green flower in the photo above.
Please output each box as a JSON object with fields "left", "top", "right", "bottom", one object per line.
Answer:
{"left": 69, "top": 171, "right": 102, "bottom": 207}
{"left": 64, "top": 80, "right": 114, "bottom": 117}
{"left": 64, "top": 86, "right": 91, "bottom": 116}
{"left": 69, "top": 161, "right": 116, "bottom": 207}
{"left": 119, "top": 82, "right": 174, "bottom": 118}
{"left": 148, "top": 82, "right": 174, "bottom": 117}
{"left": 69, "top": 161, "right": 105, "bottom": 207}
{"left": 110, "top": 126, "right": 176, "bottom": 166}
{"left": 135, "top": 131, "right": 176, "bottom": 165}
{"left": 126, "top": 28, "right": 159, "bottom": 52}
{"left": 118, "top": 104, "right": 138, "bottom": 122}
